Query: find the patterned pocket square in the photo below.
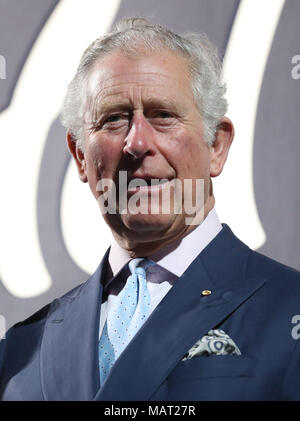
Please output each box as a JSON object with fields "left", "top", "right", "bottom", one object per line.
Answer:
{"left": 182, "top": 329, "right": 241, "bottom": 360}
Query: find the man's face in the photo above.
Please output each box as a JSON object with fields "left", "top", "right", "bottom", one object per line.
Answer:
{"left": 70, "top": 50, "right": 227, "bottom": 250}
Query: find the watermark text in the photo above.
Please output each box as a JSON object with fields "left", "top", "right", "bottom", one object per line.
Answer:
{"left": 0, "top": 315, "right": 6, "bottom": 340}
{"left": 291, "top": 315, "right": 300, "bottom": 339}
{"left": 96, "top": 172, "right": 205, "bottom": 225}
{"left": 291, "top": 55, "right": 300, "bottom": 80}
{"left": 0, "top": 54, "right": 6, "bottom": 80}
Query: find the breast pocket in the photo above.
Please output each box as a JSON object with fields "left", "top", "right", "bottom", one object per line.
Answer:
{"left": 168, "top": 355, "right": 255, "bottom": 382}
{"left": 153, "top": 356, "right": 257, "bottom": 401}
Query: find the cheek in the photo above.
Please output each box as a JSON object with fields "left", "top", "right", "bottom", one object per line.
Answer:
{"left": 166, "top": 133, "right": 210, "bottom": 177}
{"left": 85, "top": 135, "right": 122, "bottom": 179}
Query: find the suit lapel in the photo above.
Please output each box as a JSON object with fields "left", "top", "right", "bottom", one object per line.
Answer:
{"left": 40, "top": 249, "right": 109, "bottom": 401}
{"left": 95, "top": 225, "right": 266, "bottom": 401}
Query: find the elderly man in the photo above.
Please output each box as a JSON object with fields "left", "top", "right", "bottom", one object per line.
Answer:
{"left": 1, "top": 18, "right": 300, "bottom": 401}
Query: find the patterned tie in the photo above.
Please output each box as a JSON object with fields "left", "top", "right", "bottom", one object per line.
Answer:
{"left": 98, "top": 258, "right": 152, "bottom": 385}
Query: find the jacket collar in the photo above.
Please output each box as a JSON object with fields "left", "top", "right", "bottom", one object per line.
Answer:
{"left": 199, "top": 223, "right": 251, "bottom": 287}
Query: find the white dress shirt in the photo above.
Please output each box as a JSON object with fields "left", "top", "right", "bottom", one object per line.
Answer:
{"left": 99, "top": 208, "right": 222, "bottom": 339}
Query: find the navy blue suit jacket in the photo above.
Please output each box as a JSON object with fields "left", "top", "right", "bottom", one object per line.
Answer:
{"left": 1, "top": 224, "right": 300, "bottom": 401}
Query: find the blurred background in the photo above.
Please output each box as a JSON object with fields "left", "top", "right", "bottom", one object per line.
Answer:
{"left": 0, "top": 0, "right": 300, "bottom": 330}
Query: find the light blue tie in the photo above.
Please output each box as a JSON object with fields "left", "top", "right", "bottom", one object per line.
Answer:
{"left": 98, "top": 258, "right": 152, "bottom": 385}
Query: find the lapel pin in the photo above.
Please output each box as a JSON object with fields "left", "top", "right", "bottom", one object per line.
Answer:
{"left": 201, "top": 290, "right": 212, "bottom": 296}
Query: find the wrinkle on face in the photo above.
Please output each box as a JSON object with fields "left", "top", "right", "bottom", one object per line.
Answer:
{"left": 84, "top": 52, "right": 194, "bottom": 129}
{"left": 79, "top": 50, "right": 214, "bottom": 252}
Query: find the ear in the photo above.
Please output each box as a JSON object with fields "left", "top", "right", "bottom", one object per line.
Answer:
{"left": 209, "top": 117, "right": 234, "bottom": 177}
{"left": 66, "top": 131, "right": 88, "bottom": 182}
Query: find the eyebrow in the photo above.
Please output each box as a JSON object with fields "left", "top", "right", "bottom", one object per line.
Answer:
{"left": 98, "top": 102, "right": 133, "bottom": 114}
{"left": 86, "top": 100, "right": 131, "bottom": 123}
{"left": 143, "top": 98, "right": 181, "bottom": 112}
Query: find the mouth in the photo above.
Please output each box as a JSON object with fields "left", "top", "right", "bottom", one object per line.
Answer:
{"left": 127, "top": 174, "right": 172, "bottom": 193}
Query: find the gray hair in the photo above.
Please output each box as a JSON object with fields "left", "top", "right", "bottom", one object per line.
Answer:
{"left": 61, "top": 17, "right": 228, "bottom": 150}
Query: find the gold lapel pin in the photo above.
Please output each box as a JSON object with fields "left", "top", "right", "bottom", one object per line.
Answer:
{"left": 201, "top": 290, "right": 212, "bottom": 296}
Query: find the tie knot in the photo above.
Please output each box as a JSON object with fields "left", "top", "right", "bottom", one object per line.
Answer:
{"left": 128, "top": 258, "right": 145, "bottom": 275}
{"left": 128, "top": 258, "right": 154, "bottom": 275}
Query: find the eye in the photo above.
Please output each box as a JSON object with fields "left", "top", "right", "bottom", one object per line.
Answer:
{"left": 157, "top": 111, "right": 172, "bottom": 119}
{"left": 149, "top": 110, "right": 177, "bottom": 127}
{"left": 150, "top": 110, "right": 174, "bottom": 119}
{"left": 105, "top": 114, "right": 123, "bottom": 123}
{"left": 101, "top": 113, "right": 131, "bottom": 129}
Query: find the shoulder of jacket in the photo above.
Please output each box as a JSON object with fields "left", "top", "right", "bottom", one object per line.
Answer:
{"left": 247, "top": 248, "right": 300, "bottom": 286}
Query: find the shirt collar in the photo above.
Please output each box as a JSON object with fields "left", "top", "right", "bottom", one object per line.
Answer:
{"left": 108, "top": 207, "right": 222, "bottom": 277}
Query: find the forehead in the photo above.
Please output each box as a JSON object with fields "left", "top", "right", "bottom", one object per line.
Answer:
{"left": 85, "top": 50, "right": 194, "bottom": 106}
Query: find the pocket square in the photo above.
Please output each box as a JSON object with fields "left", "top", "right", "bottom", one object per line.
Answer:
{"left": 182, "top": 329, "right": 241, "bottom": 360}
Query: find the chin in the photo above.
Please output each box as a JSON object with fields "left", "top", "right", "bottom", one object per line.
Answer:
{"left": 121, "top": 212, "right": 176, "bottom": 234}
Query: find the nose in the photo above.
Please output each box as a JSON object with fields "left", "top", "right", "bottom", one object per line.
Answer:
{"left": 123, "top": 114, "right": 153, "bottom": 159}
